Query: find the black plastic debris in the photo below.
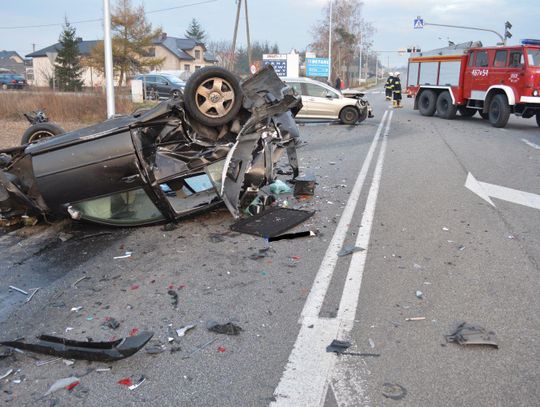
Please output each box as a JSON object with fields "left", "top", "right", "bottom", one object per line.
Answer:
{"left": 326, "top": 339, "right": 351, "bottom": 354}
{"left": 337, "top": 245, "right": 365, "bottom": 257}
{"left": 206, "top": 320, "right": 243, "bottom": 335}
{"left": 168, "top": 290, "right": 179, "bottom": 308}
{"left": 445, "top": 322, "right": 498, "bottom": 348}
{"left": 102, "top": 318, "right": 120, "bottom": 330}
{"left": 230, "top": 207, "right": 315, "bottom": 238}
{"left": 293, "top": 174, "right": 316, "bottom": 197}
{"left": 145, "top": 341, "right": 166, "bottom": 355}
{"left": 269, "top": 230, "right": 316, "bottom": 242}
{"left": 382, "top": 383, "right": 407, "bottom": 400}
{"left": 249, "top": 247, "right": 274, "bottom": 260}
{"left": 209, "top": 233, "right": 225, "bottom": 243}
{"left": 162, "top": 223, "right": 177, "bottom": 232}
{"left": 326, "top": 339, "right": 380, "bottom": 357}
{"left": 0, "top": 331, "right": 154, "bottom": 362}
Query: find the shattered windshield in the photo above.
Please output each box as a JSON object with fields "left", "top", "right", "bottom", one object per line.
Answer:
{"left": 526, "top": 49, "right": 540, "bottom": 66}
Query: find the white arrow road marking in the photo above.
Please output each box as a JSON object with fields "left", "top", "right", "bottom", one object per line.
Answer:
{"left": 271, "top": 111, "right": 393, "bottom": 407}
{"left": 465, "top": 172, "right": 540, "bottom": 210}
{"left": 521, "top": 138, "right": 540, "bottom": 150}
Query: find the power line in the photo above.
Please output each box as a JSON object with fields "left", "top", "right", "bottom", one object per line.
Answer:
{"left": 0, "top": 0, "right": 218, "bottom": 30}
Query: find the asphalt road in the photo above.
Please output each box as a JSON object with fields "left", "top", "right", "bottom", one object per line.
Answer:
{"left": 0, "top": 89, "right": 539, "bottom": 406}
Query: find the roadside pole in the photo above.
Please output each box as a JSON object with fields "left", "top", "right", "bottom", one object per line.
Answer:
{"left": 328, "top": 0, "right": 333, "bottom": 82}
{"left": 103, "top": 0, "right": 115, "bottom": 118}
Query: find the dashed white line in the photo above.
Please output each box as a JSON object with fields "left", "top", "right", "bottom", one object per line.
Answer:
{"left": 271, "top": 111, "right": 393, "bottom": 406}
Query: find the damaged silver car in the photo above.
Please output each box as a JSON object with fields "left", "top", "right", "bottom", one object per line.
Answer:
{"left": 0, "top": 66, "right": 302, "bottom": 226}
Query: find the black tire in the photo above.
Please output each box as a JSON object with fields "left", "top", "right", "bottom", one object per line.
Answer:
{"left": 339, "top": 106, "right": 360, "bottom": 125}
{"left": 436, "top": 91, "right": 457, "bottom": 119}
{"left": 21, "top": 122, "right": 65, "bottom": 144}
{"left": 458, "top": 106, "right": 477, "bottom": 117}
{"left": 479, "top": 111, "right": 489, "bottom": 120}
{"left": 183, "top": 66, "right": 242, "bottom": 127}
{"left": 536, "top": 113, "right": 540, "bottom": 127}
{"left": 488, "top": 94, "right": 510, "bottom": 128}
{"left": 418, "top": 90, "right": 437, "bottom": 116}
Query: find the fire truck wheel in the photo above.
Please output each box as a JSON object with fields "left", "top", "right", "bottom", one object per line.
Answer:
{"left": 418, "top": 90, "right": 437, "bottom": 116}
{"left": 536, "top": 113, "right": 540, "bottom": 127}
{"left": 436, "top": 91, "right": 457, "bottom": 120}
{"left": 488, "top": 94, "right": 510, "bottom": 128}
{"left": 479, "top": 112, "right": 489, "bottom": 120}
{"left": 458, "top": 106, "right": 477, "bottom": 117}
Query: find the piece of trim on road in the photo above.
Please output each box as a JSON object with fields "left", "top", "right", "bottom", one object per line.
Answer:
{"left": 521, "top": 138, "right": 540, "bottom": 150}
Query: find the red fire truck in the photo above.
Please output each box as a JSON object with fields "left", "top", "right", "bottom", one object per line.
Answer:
{"left": 406, "top": 40, "right": 540, "bottom": 128}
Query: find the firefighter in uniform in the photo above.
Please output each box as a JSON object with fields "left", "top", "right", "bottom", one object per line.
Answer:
{"left": 392, "top": 72, "right": 403, "bottom": 108}
{"left": 384, "top": 73, "right": 395, "bottom": 100}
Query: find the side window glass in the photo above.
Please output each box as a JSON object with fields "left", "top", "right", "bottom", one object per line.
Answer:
{"left": 157, "top": 77, "right": 168, "bottom": 84}
{"left": 493, "top": 50, "right": 507, "bottom": 67}
{"left": 304, "top": 83, "right": 328, "bottom": 98}
{"left": 287, "top": 82, "right": 302, "bottom": 95}
{"left": 508, "top": 51, "right": 523, "bottom": 68}
{"left": 71, "top": 189, "right": 164, "bottom": 225}
{"left": 468, "top": 52, "right": 475, "bottom": 67}
{"left": 475, "top": 51, "right": 489, "bottom": 67}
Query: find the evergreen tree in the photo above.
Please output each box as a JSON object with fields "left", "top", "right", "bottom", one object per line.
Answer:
{"left": 271, "top": 43, "right": 279, "bottom": 54}
{"left": 185, "top": 18, "right": 208, "bottom": 42}
{"left": 54, "top": 20, "right": 83, "bottom": 91}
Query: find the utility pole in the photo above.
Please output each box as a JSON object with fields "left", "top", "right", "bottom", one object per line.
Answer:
{"left": 328, "top": 0, "right": 333, "bottom": 82}
{"left": 231, "top": 0, "right": 242, "bottom": 69}
{"left": 244, "top": 0, "right": 252, "bottom": 68}
{"left": 103, "top": 0, "right": 115, "bottom": 118}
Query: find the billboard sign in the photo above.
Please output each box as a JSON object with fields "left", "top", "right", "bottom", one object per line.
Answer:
{"left": 306, "top": 58, "right": 330, "bottom": 77}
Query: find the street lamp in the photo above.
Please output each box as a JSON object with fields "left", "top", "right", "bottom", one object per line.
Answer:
{"left": 103, "top": 0, "right": 115, "bottom": 118}
{"left": 328, "top": 0, "right": 332, "bottom": 82}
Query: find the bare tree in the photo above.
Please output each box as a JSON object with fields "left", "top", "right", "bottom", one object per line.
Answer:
{"left": 310, "top": 0, "right": 376, "bottom": 85}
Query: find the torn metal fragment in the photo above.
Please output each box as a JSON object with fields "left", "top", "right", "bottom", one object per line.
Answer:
{"left": 445, "top": 322, "right": 498, "bottom": 348}
{"left": 0, "top": 368, "right": 13, "bottom": 380}
{"left": 25, "top": 287, "right": 40, "bottom": 303}
{"left": 206, "top": 321, "right": 243, "bottom": 335}
{"left": 0, "top": 331, "right": 154, "bottom": 362}
{"left": 337, "top": 245, "right": 365, "bottom": 257}
{"left": 293, "top": 174, "right": 316, "bottom": 197}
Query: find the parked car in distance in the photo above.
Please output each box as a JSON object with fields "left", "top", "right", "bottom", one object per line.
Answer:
{"left": 133, "top": 73, "right": 186, "bottom": 99}
{"left": 282, "top": 77, "right": 373, "bottom": 124}
{"left": 0, "top": 73, "right": 27, "bottom": 90}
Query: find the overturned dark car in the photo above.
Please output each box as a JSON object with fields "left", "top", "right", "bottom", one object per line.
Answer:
{"left": 0, "top": 66, "right": 302, "bottom": 227}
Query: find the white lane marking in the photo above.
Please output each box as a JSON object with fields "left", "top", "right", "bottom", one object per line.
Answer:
{"left": 301, "top": 110, "right": 389, "bottom": 319}
{"left": 465, "top": 172, "right": 540, "bottom": 210}
{"left": 330, "top": 111, "right": 393, "bottom": 407}
{"left": 521, "top": 138, "right": 540, "bottom": 150}
{"left": 271, "top": 111, "right": 393, "bottom": 407}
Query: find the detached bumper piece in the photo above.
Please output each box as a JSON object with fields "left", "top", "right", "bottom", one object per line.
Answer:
{"left": 230, "top": 207, "right": 314, "bottom": 238}
{"left": 0, "top": 331, "right": 154, "bottom": 362}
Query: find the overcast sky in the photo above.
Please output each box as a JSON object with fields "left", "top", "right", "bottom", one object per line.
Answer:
{"left": 1, "top": 0, "right": 538, "bottom": 67}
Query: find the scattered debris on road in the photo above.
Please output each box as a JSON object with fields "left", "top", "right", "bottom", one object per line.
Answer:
{"left": 326, "top": 339, "right": 351, "bottom": 354}
{"left": 176, "top": 324, "right": 196, "bottom": 337}
{"left": 445, "top": 322, "right": 498, "bottom": 348}
{"left": 70, "top": 306, "right": 83, "bottom": 312}
{"left": 101, "top": 317, "right": 120, "bottom": 330}
{"left": 129, "top": 376, "right": 146, "bottom": 391}
{"left": 382, "top": 382, "right": 407, "bottom": 400}
{"left": 118, "top": 377, "right": 133, "bottom": 387}
{"left": 207, "top": 320, "right": 243, "bottom": 335}
{"left": 337, "top": 245, "right": 365, "bottom": 257}
{"left": 24, "top": 287, "right": 40, "bottom": 303}
{"left": 114, "top": 251, "right": 132, "bottom": 260}
{"left": 8, "top": 285, "right": 28, "bottom": 296}
{"left": 44, "top": 376, "right": 80, "bottom": 396}
{"left": 0, "top": 331, "right": 154, "bottom": 361}
{"left": 168, "top": 290, "right": 179, "bottom": 308}
{"left": 182, "top": 338, "right": 218, "bottom": 359}
{"left": 72, "top": 276, "right": 89, "bottom": 288}
{"left": 0, "top": 368, "right": 13, "bottom": 380}
{"left": 268, "top": 230, "right": 316, "bottom": 242}
{"left": 269, "top": 180, "right": 292, "bottom": 194}
{"left": 405, "top": 317, "right": 426, "bottom": 321}
{"left": 415, "top": 290, "right": 424, "bottom": 299}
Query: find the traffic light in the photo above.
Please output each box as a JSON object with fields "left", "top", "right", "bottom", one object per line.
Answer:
{"left": 505, "top": 21, "right": 512, "bottom": 39}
